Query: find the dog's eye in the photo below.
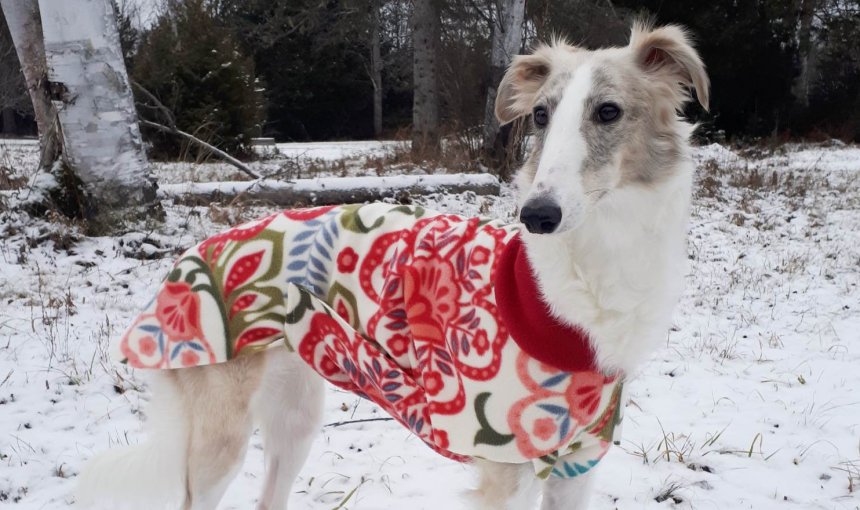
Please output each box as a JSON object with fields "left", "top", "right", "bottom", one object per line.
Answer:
{"left": 596, "top": 103, "right": 621, "bottom": 123}
{"left": 533, "top": 105, "right": 549, "bottom": 128}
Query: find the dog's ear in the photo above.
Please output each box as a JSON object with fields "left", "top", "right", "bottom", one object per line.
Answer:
{"left": 629, "top": 22, "right": 710, "bottom": 111}
{"left": 495, "top": 50, "right": 552, "bottom": 125}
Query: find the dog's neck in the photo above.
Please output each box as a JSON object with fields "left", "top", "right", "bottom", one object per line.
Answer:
{"left": 519, "top": 166, "right": 692, "bottom": 375}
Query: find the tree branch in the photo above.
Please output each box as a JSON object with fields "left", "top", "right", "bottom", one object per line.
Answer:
{"left": 131, "top": 80, "right": 177, "bottom": 128}
{"left": 324, "top": 417, "right": 394, "bottom": 428}
{"left": 466, "top": 0, "right": 494, "bottom": 26}
{"left": 138, "top": 119, "right": 261, "bottom": 179}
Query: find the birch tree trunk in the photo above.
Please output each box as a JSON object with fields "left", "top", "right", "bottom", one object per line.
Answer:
{"left": 411, "top": 0, "right": 440, "bottom": 159}
{"left": 39, "top": 0, "right": 157, "bottom": 221}
{"left": 0, "top": 0, "right": 59, "bottom": 169}
{"left": 481, "top": 0, "right": 525, "bottom": 174}
{"left": 792, "top": 0, "right": 818, "bottom": 108}
{"left": 370, "top": 1, "right": 383, "bottom": 138}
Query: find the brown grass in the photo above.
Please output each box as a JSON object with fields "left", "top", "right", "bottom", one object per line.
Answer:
{"left": 0, "top": 165, "right": 26, "bottom": 191}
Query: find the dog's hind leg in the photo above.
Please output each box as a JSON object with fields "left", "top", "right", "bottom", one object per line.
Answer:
{"left": 252, "top": 347, "right": 324, "bottom": 510}
{"left": 179, "top": 353, "right": 267, "bottom": 510}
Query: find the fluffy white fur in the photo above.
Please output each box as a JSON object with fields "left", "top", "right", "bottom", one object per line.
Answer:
{"left": 77, "top": 22, "right": 706, "bottom": 510}
{"left": 521, "top": 137, "right": 694, "bottom": 375}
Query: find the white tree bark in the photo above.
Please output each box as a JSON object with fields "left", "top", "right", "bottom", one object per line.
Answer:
{"left": 411, "top": 0, "right": 440, "bottom": 158}
{"left": 38, "top": 0, "right": 156, "bottom": 211}
{"left": 482, "top": 0, "right": 525, "bottom": 153}
{"left": 792, "top": 0, "right": 818, "bottom": 108}
{"left": 0, "top": 0, "right": 60, "bottom": 169}
{"left": 370, "top": 1, "right": 383, "bottom": 138}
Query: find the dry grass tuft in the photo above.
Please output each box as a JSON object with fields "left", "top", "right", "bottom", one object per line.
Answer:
{"left": 0, "top": 165, "right": 26, "bottom": 191}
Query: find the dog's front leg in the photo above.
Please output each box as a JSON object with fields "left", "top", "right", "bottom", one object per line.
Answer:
{"left": 540, "top": 472, "right": 596, "bottom": 510}
{"left": 470, "top": 460, "right": 539, "bottom": 510}
{"left": 539, "top": 445, "right": 605, "bottom": 510}
{"left": 540, "top": 471, "right": 596, "bottom": 510}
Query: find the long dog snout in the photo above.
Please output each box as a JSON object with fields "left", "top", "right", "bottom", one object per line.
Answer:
{"left": 520, "top": 198, "right": 562, "bottom": 234}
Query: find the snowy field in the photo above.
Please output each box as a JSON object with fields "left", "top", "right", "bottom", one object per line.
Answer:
{"left": 1, "top": 139, "right": 859, "bottom": 509}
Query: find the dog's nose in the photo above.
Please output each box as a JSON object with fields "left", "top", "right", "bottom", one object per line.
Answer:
{"left": 519, "top": 199, "right": 562, "bottom": 234}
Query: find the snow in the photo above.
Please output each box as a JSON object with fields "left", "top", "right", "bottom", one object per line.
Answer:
{"left": 274, "top": 140, "right": 408, "bottom": 162}
{"left": 158, "top": 173, "right": 500, "bottom": 198}
{"left": 1, "top": 141, "right": 859, "bottom": 509}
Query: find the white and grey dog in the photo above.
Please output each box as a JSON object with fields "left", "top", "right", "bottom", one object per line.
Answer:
{"left": 78, "top": 21, "right": 708, "bottom": 510}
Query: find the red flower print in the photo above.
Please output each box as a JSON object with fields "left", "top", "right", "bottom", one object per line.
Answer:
{"left": 533, "top": 417, "right": 558, "bottom": 441}
{"left": 230, "top": 294, "right": 257, "bottom": 319}
{"left": 235, "top": 327, "right": 281, "bottom": 354}
{"left": 282, "top": 206, "right": 336, "bottom": 221}
{"left": 223, "top": 250, "right": 265, "bottom": 296}
{"left": 508, "top": 352, "right": 602, "bottom": 458}
{"left": 424, "top": 371, "right": 444, "bottom": 396}
{"left": 432, "top": 428, "right": 450, "bottom": 449}
{"left": 470, "top": 246, "right": 490, "bottom": 265}
{"left": 198, "top": 213, "right": 278, "bottom": 261}
{"left": 387, "top": 334, "right": 410, "bottom": 357}
{"left": 320, "top": 356, "right": 340, "bottom": 377}
{"left": 298, "top": 314, "right": 352, "bottom": 381}
{"left": 155, "top": 282, "right": 202, "bottom": 341}
{"left": 337, "top": 247, "right": 359, "bottom": 273}
{"left": 336, "top": 301, "right": 350, "bottom": 322}
{"left": 405, "top": 255, "right": 461, "bottom": 326}
{"left": 139, "top": 335, "right": 157, "bottom": 357}
{"left": 473, "top": 330, "right": 489, "bottom": 355}
{"left": 564, "top": 372, "right": 605, "bottom": 425}
{"left": 180, "top": 349, "right": 200, "bottom": 367}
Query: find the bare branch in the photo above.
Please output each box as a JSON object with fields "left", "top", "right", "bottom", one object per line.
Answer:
{"left": 466, "top": 0, "right": 494, "bottom": 26}
{"left": 138, "top": 119, "right": 261, "bottom": 179}
{"left": 324, "top": 417, "right": 394, "bottom": 428}
{"left": 131, "top": 80, "right": 177, "bottom": 129}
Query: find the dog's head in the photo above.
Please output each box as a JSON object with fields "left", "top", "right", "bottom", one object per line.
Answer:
{"left": 497, "top": 22, "right": 709, "bottom": 235}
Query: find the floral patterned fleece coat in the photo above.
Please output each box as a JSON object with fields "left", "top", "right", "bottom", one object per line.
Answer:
{"left": 116, "top": 203, "right": 623, "bottom": 479}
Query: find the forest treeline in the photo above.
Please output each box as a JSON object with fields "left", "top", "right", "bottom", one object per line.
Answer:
{"left": 1, "top": 0, "right": 858, "bottom": 161}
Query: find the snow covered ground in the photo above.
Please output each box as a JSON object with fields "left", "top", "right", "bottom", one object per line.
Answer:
{"left": 0, "top": 140, "right": 859, "bottom": 509}
{"left": 274, "top": 140, "right": 409, "bottom": 162}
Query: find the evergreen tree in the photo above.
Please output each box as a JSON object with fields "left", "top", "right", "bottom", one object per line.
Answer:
{"left": 132, "top": 0, "right": 263, "bottom": 159}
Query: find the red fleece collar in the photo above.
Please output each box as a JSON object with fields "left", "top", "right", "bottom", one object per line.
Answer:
{"left": 494, "top": 235, "right": 598, "bottom": 373}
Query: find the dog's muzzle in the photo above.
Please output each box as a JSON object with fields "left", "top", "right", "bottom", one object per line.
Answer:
{"left": 520, "top": 198, "right": 562, "bottom": 234}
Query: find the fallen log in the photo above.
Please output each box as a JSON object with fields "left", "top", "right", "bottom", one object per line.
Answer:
{"left": 158, "top": 173, "right": 501, "bottom": 206}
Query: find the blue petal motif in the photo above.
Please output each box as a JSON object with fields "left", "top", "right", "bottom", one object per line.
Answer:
{"left": 541, "top": 373, "right": 570, "bottom": 388}
{"left": 537, "top": 403, "right": 569, "bottom": 416}
{"left": 559, "top": 416, "right": 571, "bottom": 438}
{"left": 293, "top": 229, "right": 316, "bottom": 242}
{"left": 382, "top": 382, "right": 401, "bottom": 392}
{"left": 289, "top": 243, "right": 311, "bottom": 256}
{"left": 287, "top": 260, "right": 307, "bottom": 271}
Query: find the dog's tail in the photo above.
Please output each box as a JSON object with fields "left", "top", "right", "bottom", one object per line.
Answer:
{"left": 76, "top": 372, "right": 189, "bottom": 509}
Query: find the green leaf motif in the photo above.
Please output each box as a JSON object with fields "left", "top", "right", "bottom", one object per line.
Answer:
{"left": 340, "top": 204, "right": 386, "bottom": 233}
{"left": 285, "top": 286, "right": 315, "bottom": 325}
{"left": 327, "top": 281, "right": 360, "bottom": 329}
{"left": 168, "top": 267, "right": 182, "bottom": 282}
{"left": 473, "top": 392, "right": 515, "bottom": 447}
{"left": 587, "top": 383, "right": 623, "bottom": 443}
{"left": 390, "top": 204, "right": 426, "bottom": 218}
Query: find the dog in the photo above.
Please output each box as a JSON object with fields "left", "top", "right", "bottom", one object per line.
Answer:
{"left": 78, "top": 21, "right": 708, "bottom": 510}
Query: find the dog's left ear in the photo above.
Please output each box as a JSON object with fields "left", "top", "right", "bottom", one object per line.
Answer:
{"left": 495, "top": 48, "right": 553, "bottom": 125}
{"left": 630, "top": 23, "right": 710, "bottom": 111}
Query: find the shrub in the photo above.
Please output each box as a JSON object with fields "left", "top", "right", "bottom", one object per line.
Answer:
{"left": 132, "top": 0, "right": 264, "bottom": 159}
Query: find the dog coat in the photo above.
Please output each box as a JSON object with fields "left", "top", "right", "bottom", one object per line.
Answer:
{"left": 116, "top": 203, "right": 623, "bottom": 479}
